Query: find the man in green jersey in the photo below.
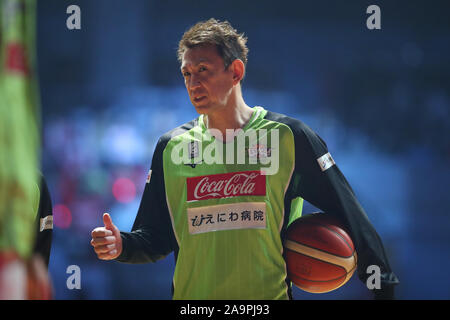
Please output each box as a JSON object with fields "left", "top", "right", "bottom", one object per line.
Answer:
{"left": 91, "top": 18, "right": 399, "bottom": 299}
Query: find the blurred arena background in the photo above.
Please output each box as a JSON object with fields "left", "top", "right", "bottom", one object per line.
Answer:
{"left": 35, "top": 0, "right": 449, "bottom": 299}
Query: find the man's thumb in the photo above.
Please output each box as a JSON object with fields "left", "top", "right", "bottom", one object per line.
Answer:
{"left": 103, "top": 213, "right": 115, "bottom": 231}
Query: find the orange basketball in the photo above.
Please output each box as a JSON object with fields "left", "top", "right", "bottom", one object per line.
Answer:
{"left": 284, "top": 213, "right": 357, "bottom": 293}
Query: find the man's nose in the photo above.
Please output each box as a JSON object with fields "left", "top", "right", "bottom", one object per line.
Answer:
{"left": 188, "top": 74, "right": 201, "bottom": 91}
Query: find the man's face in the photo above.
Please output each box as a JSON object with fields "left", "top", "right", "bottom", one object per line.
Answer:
{"left": 180, "top": 44, "right": 234, "bottom": 115}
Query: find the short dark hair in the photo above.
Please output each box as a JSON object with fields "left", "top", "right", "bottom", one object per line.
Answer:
{"left": 177, "top": 18, "right": 249, "bottom": 72}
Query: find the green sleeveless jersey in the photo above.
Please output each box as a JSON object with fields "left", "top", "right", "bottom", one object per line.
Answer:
{"left": 118, "top": 106, "right": 399, "bottom": 299}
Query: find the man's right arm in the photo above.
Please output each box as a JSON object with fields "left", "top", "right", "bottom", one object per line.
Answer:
{"left": 115, "top": 137, "right": 177, "bottom": 264}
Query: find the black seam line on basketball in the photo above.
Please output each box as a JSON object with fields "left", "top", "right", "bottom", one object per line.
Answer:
{"left": 311, "top": 221, "right": 354, "bottom": 253}
{"left": 288, "top": 256, "right": 358, "bottom": 284}
{"left": 294, "top": 220, "right": 354, "bottom": 253}
{"left": 290, "top": 273, "right": 347, "bottom": 284}
{"left": 292, "top": 220, "right": 354, "bottom": 256}
{"left": 286, "top": 250, "right": 347, "bottom": 273}
{"left": 287, "top": 237, "right": 354, "bottom": 259}
{"left": 285, "top": 264, "right": 357, "bottom": 292}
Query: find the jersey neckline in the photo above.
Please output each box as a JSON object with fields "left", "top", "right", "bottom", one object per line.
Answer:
{"left": 197, "top": 106, "right": 266, "bottom": 143}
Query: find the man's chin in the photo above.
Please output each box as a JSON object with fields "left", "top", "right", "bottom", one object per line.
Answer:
{"left": 193, "top": 103, "right": 210, "bottom": 114}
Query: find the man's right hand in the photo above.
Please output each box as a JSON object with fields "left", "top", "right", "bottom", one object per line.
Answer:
{"left": 90, "top": 213, "right": 122, "bottom": 260}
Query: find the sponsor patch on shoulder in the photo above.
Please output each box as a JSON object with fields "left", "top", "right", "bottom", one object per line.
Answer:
{"left": 146, "top": 170, "right": 152, "bottom": 183}
{"left": 317, "top": 152, "right": 335, "bottom": 172}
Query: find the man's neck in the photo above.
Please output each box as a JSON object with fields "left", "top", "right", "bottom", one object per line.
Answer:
{"left": 204, "top": 99, "right": 254, "bottom": 142}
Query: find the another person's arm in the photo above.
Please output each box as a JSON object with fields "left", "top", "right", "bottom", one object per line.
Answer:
{"left": 33, "top": 174, "right": 53, "bottom": 267}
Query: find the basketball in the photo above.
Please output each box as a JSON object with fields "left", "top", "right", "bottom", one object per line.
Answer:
{"left": 284, "top": 212, "right": 357, "bottom": 293}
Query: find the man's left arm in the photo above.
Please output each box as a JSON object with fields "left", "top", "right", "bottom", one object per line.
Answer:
{"left": 290, "top": 121, "right": 400, "bottom": 299}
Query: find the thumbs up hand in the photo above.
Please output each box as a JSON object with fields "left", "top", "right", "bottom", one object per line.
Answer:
{"left": 90, "top": 213, "right": 123, "bottom": 260}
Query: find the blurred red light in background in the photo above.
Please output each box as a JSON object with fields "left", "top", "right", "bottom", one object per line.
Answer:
{"left": 53, "top": 204, "right": 72, "bottom": 229}
{"left": 112, "top": 177, "right": 136, "bottom": 203}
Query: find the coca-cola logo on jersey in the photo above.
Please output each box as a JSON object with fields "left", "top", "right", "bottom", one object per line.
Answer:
{"left": 187, "top": 171, "right": 266, "bottom": 201}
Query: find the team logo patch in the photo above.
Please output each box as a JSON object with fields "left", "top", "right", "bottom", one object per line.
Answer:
{"left": 187, "top": 202, "right": 266, "bottom": 234}
{"left": 247, "top": 144, "right": 272, "bottom": 159}
{"left": 186, "top": 171, "right": 266, "bottom": 202}
{"left": 188, "top": 141, "right": 200, "bottom": 158}
{"left": 183, "top": 141, "right": 202, "bottom": 168}
{"left": 317, "top": 152, "right": 336, "bottom": 172}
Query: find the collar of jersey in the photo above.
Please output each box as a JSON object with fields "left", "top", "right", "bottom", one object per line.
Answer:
{"left": 198, "top": 106, "right": 265, "bottom": 143}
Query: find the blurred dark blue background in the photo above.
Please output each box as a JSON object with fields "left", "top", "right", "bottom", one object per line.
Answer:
{"left": 37, "top": 0, "right": 450, "bottom": 299}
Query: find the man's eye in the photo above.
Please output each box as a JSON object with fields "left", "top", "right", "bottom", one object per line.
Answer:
{"left": 183, "top": 72, "right": 190, "bottom": 77}
{"left": 199, "top": 66, "right": 206, "bottom": 72}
